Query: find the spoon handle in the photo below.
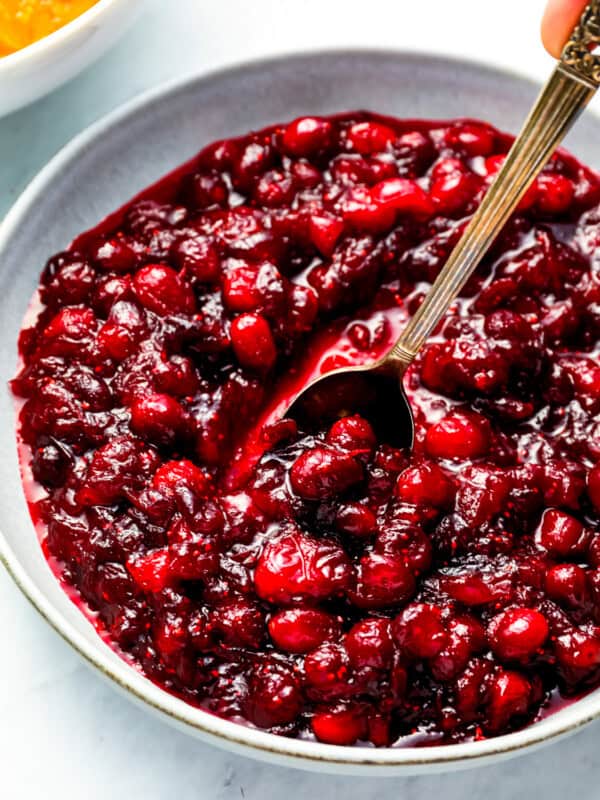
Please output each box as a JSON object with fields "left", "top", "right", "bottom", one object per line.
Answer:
{"left": 390, "top": 0, "right": 600, "bottom": 369}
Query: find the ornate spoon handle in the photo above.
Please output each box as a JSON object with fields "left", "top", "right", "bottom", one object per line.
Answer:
{"left": 390, "top": 0, "right": 600, "bottom": 369}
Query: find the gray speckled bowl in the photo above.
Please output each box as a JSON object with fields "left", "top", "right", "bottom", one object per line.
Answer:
{"left": 1, "top": 51, "right": 599, "bottom": 775}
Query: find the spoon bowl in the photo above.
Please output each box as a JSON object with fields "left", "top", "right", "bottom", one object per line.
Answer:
{"left": 285, "top": 358, "right": 415, "bottom": 449}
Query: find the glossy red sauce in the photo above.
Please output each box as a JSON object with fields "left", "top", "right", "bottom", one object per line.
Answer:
{"left": 12, "top": 112, "right": 600, "bottom": 747}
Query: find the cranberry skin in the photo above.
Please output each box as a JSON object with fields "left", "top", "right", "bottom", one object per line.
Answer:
{"left": 92, "top": 238, "right": 138, "bottom": 273}
{"left": 230, "top": 312, "right": 277, "bottom": 371}
{"left": 536, "top": 173, "right": 575, "bottom": 215}
{"left": 303, "top": 642, "right": 351, "bottom": 694}
{"left": 347, "top": 121, "right": 396, "bottom": 154}
{"left": 308, "top": 214, "right": 345, "bottom": 257}
{"left": 268, "top": 608, "right": 340, "bottom": 654}
{"left": 546, "top": 564, "right": 588, "bottom": 608}
{"left": 244, "top": 662, "right": 303, "bottom": 728}
{"left": 371, "top": 177, "right": 433, "bottom": 219}
{"left": 335, "top": 503, "right": 377, "bottom": 538}
{"left": 588, "top": 464, "right": 600, "bottom": 511}
{"left": 326, "top": 415, "right": 376, "bottom": 454}
{"left": 442, "top": 574, "right": 494, "bottom": 606}
{"left": 350, "top": 553, "right": 415, "bottom": 609}
{"left": 536, "top": 508, "right": 585, "bottom": 557}
{"left": 290, "top": 447, "right": 363, "bottom": 500}
{"left": 130, "top": 393, "right": 186, "bottom": 446}
{"left": 430, "top": 158, "right": 478, "bottom": 215}
{"left": 392, "top": 603, "right": 447, "bottom": 659}
{"left": 424, "top": 410, "right": 490, "bottom": 460}
{"left": 345, "top": 618, "right": 394, "bottom": 669}
{"left": 487, "top": 608, "right": 549, "bottom": 662}
{"left": 311, "top": 705, "right": 367, "bottom": 745}
{"left": 485, "top": 670, "right": 531, "bottom": 733}
{"left": 395, "top": 463, "right": 454, "bottom": 508}
{"left": 152, "top": 459, "right": 211, "bottom": 498}
{"left": 443, "top": 122, "right": 496, "bottom": 156}
{"left": 126, "top": 548, "right": 172, "bottom": 593}
{"left": 340, "top": 186, "right": 396, "bottom": 234}
{"left": 282, "top": 117, "right": 334, "bottom": 157}
{"left": 172, "top": 236, "right": 220, "bottom": 283}
{"left": 554, "top": 628, "right": 600, "bottom": 672}
{"left": 254, "top": 531, "right": 353, "bottom": 604}
{"left": 133, "top": 264, "right": 195, "bottom": 316}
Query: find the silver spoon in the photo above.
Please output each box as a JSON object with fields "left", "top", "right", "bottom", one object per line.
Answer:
{"left": 285, "top": 1, "right": 600, "bottom": 447}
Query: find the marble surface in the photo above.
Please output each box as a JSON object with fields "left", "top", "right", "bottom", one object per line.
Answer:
{"left": 2, "top": 1, "right": 600, "bottom": 796}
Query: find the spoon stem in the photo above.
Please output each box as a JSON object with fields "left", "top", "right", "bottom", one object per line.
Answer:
{"left": 390, "top": 1, "right": 600, "bottom": 370}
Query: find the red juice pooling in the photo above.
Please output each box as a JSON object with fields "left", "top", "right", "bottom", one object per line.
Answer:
{"left": 12, "top": 112, "right": 600, "bottom": 747}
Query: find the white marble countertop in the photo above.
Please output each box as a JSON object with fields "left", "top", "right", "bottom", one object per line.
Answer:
{"left": 2, "top": 1, "right": 600, "bottom": 796}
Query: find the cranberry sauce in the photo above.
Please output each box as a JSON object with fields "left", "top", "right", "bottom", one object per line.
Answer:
{"left": 12, "top": 113, "right": 600, "bottom": 747}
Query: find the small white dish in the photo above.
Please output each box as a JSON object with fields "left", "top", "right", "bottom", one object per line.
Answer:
{"left": 0, "top": 0, "right": 147, "bottom": 117}
{"left": 1, "top": 50, "right": 600, "bottom": 775}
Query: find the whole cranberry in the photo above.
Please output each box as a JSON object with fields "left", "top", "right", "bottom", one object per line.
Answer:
{"left": 485, "top": 670, "right": 531, "bottom": 733}
{"left": 244, "top": 661, "right": 303, "bottom": 728}
{"left": 350, "top": 553, "right": 415, "bottom": 609}
{"left": 130, "top": 393, "right": 186, "bottom": 445}
{"left": 346, "top": 120, "right": 396, "bottom": 154}
{"left": 588, "top": 464, "right": 600, "bottom": 511}
{"left": 268, "top": 608, "right": 340, "bottom": 654}
{"left": 133, "top": 264, "right": 195, "bottom": 316}
{"left": 152, "top": 459, "right": 211, "bottom": 499}
{"left": 424, "top": 410, "right": 490, "bottom": 460}
{"left": 254, "top": 530, "right": 353, "bottom": 604}
{"left": 230, "top": 312, "right": 277, "bottom": 371}
{"left": 308, "top": 214, "right": 345, "bottom": 257}
{"left": 554, "top": 627, "right": 600, "bottom": 672}
{"left": 443, "top": 122, "right": 496, "bottom": 156}
{"left": 371, "top": 177, "right": 433, "bottom": 219}
{"left": 290, "top": 447, "right": 363, "bottom": 500}
{"left": 395, "top": 463, "right": 454, "bottom": 508}
{"left": 172, "top": 236, "right": 220, "bottom": 284}
{"left": 487, "top": 607, "right": 549, "bottom": 662}
{"left": 536, "top": 173, "right": 575, "bottom": 215}
{"left": 335, "top": 503, "right": 377, "bottom": 538}
{"left": 392, "top": 603, "right": 447, "bottom": 659}
{"left": 92, "top": 238, "right": 138, "bottom": 273}
{"left": 345, "top": 618, "right": 393, "bottom": 669}
{"left": 282, "top": 116, "right": 334, "bottom": 157}
{"left": 339, "top": 186, "right": 396, "bottom": 234}
{"left": 311, "top": 705, "right": 367, "bottom": 745}
{"left": 326, "top": 415, "right": 376, "bottom": 453}
{"left": 126, "top": 548, "right": 172, "bottom": 593}
{"left": 545, "top": 564, "right": 588, "bottom": 608}
{"left": 536, "top": 508, "right": 586, "bottom": 557}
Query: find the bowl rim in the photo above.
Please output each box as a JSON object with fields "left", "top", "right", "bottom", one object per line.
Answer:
{"left": 0, "top": 0, "right": 133, "bottom": 72}
{"left": 1, "top": 47, "right": 600, "bottom": 770}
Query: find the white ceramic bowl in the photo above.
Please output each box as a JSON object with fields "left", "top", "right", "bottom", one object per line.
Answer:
{"left": 1, "top": 50, "right": 600, "bottom": 775}
{"left": 0, "top": 0, "right": 147, "bottom": 117}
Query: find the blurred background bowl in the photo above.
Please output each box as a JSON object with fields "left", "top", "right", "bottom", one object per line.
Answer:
{"left": 0, "top": 0, "right": 148, "bottom": 117}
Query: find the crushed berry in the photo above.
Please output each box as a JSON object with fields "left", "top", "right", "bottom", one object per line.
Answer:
{"left": 12, "top": 112, "right": 600, "bottom": 747}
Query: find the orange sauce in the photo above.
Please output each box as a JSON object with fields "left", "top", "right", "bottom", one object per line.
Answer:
{"left": 0, "top": 0, "right": 98, "bottom": 57}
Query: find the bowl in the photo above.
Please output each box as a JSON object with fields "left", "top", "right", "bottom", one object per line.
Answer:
{"left": 0, "top": 0, "right": 147, "bottom": 117}
{"left": 1, "top": 50, "right": 600, "bottom": 775}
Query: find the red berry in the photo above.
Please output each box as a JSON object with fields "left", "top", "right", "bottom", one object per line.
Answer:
{"left": 290, "top": 447, "right": 363, "bottom": 500}
{"left": 545, "top": 564, "right": 588, "bottom": 608}
{"left": 350, "top": 552, "right": 415, "bottom": 609}
{"left": 335, "top": 503, "right": 377, "bottom": 538}
{"left": 282, "top": 117, "right": 334, "bottom": 157}
{"left": 424, "top": 410, "right": 490, "bottom": 460}
{"left": 133, "top": 264, "right": 195, "bottom": 316}
{"left": 588, "top": 464, "right": 600, "bottom": 511}
{"left": 392, "top": 603, "right": 447, "bottom": 659}
{"left": 130, "top": 393, "right": 186, "bottom": 445}
{"left": 345, "top": 618, "right": 393, "bottom": 669}
{"left": 268, "top": 608, "right": 340, "bottom": 653}
{"left": 326, "top": 415, "right": 376, "bottom": 453}
{"left": 537, "top": 508, "right": 585, "bottom": 557}
{"left": 371, "top": 177, "right": 433, "bottom": 219}
{"left": 127, "top": 548, "right": 172, "bottom": 593}
{"left": 231, "top": 312, "right": 277, "bottom": 371}
{"left": 536, "top": 173, "right": 575, "bottom": 215}
{"left": 244, "top": 662, "right": 303, "bottom": 728}
{"left": 311, "top": 705, "right": 367, "bottom": 745}
{"left": 308, "top": 214, "right": 345, "bottom": 256}
{"left": 254, "top": 530, "right": 353, "bottom": 604}
{"left": 347, "top": 120, "right": 396, "bottom": 154}
{"left": 488, "top": 607, "right": 549, "bottom": 661}
{"left": 395, "top": 463, "right": 454, "bottom": 508}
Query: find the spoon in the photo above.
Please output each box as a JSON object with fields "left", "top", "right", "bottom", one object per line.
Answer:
{"left": 286, "top": 1, "right": 600, "bottom": 447}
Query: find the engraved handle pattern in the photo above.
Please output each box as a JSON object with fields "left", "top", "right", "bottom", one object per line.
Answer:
{"left": 561, "top": 0, "right": 600, "bottom": 86}
{"left": 389, "top": 1, "right": 600, "bottom": 370}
